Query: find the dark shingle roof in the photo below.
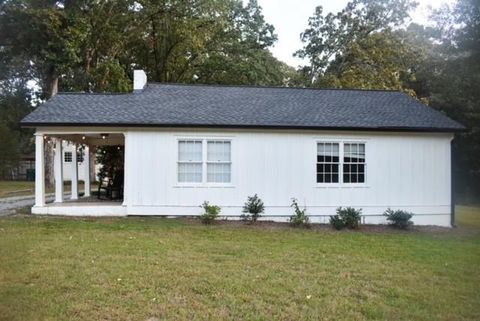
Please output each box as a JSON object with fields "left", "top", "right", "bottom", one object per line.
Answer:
{"left": 21, "top": 83, "right": 464, "bottom": 132}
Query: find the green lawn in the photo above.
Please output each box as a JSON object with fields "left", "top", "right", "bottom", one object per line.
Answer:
{"left": 0, "top": 180, "right": 94, "bottom": 198}
{"left": 0, "top": 181, "right": 35, "bottom": 197}
{"left": 0, "top": 208, "right": 479, "bottom": 321}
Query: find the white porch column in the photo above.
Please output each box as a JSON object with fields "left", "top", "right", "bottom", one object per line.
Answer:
{"left": 84, "top": 145, "right": 91, "bottom": 197}
{"left": 122, "top": 133, "right": 128, "bottom": 207}
{"left": 70, "top": 143, "right": 79, "bottom": 200}
{"left": 34, "top": 133, "right": 45, "bottom": 207}
{"left": 54, "top": 138, "right": 64, "bottom": 203}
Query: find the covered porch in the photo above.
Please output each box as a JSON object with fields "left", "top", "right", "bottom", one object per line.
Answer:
{"left": 33, "top": 130, "right": 127, "bottom": 216}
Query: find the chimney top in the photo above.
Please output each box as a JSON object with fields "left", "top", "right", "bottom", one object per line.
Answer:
{"left": 133, "top": 70, "right": 147, "bottom": 92}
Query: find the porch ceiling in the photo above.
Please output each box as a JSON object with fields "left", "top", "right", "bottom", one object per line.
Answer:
{"left": 49, "top": 133, "right": 124, "bottom": 146}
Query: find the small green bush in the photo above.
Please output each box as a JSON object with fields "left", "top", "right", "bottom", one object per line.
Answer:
{"left": 289, "top": 198, "right": 310, "bottom": 227}
{"left": 330, "top": 207, "right": 362, "bottom": 229}
{"left": 384, "top": 208, "right": 414, "bottom": 229}
{"left": 329, "top": 215, "right": 345, "bottom": 230}
{"left": 339, "top": 207, "right": 362, "bottom": 229}
{"left": 241, "top": 194, "right": 265, "bottom": 223}
{"left": 200, "top": 201, "right": 221, "bottom": 224}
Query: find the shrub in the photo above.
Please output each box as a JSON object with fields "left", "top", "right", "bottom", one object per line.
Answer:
{"left": 289, "top": 198, "right": 310, "bottom": 227}
{"left": 241, "top": 194, "right": 265, "bottom": 223}
{"left": 330, "top": 207, "right": 362, "bottom": 229}
{"left": 384, "top": 208, "right": 413, "bottom": 229}
{"left": 329, "top": 215, "right": 345, "bottom": 230}
{"left": 200, "top": 201, "right": 221, "bottom": 224}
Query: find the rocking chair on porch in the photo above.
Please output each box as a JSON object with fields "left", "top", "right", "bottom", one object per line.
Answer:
{"left": 97, "top": 170, "right": 124, "bottom": 200}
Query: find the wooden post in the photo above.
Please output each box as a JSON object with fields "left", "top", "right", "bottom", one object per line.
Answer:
{"left": 35, "top": 133, "right": 45, "bottom": 207}
{"left": 54, "top": 138, "right": 64, "bottom": 203}
{"left": 71, "top": 143, "right": 78, "bottom": 200}
{"left": 84, "top": 145, "right": 91, "bottom": 197}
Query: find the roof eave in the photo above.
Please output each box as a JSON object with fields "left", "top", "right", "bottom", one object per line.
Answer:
{"left": 20, "top": 121, "right": 466, "bottom": 133}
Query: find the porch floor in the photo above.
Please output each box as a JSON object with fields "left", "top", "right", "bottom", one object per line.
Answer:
{"left": 35, "top": 196, "right": 126, "bottom": 216}
{"left": 62, "top": 195, "right": 122, "bottom": 205}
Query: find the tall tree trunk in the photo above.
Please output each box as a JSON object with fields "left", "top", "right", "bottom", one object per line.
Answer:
{"left": 44, "top": 66, "right": 58, "bottom": 188}
{"left": 151, "top": 18, "right": 161, "bottom": 81}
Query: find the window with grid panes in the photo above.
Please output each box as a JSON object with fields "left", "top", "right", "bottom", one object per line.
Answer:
{"left": 177, "top": 140, "right": 203, "bottom": 183}
{"left": 64, "top": 151, "right": 72, "bottom": 163}
{"left": 316, "top": 142, "right": 340, "bottom": 183}
{"left": 343, "top": 143, "right": 366, "bottom": 183}
{"left": 207, "top": 141, "right": 231, "bottom": 183}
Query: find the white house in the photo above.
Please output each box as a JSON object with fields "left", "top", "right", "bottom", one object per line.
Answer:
{"left": 21, "top": 70, "right": 464, "bottom": 226}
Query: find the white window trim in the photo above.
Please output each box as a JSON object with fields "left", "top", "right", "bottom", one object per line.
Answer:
{"left": 176, "top": 138, "right": 233, "bottom": 187}
{"left": 315, "top": 140, "right": 368, "bottom": 188}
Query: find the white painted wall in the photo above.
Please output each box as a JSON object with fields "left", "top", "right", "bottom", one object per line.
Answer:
{"left": 124, "top": 129, "right": 453, "bottom": 226}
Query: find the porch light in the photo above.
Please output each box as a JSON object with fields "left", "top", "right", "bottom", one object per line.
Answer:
{"left": 82, "top": 136, "right": 86, "bottom": 140}
{"left": 101, "top": 133, "right": 109, "bottom": 139}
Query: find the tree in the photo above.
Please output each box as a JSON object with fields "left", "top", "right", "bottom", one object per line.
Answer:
{"left": 425, "top": 0, "right": 480, "bottom": 201}
{"left": 1, "top": 0, "right": 292, "bottom": 92}
{"left": 0, "top": 82, "right": 34, "bottom": 178}
{"left": 295, "top": 0, "right": 418, "bottom": 88}
{"left": 315, "top": 30, "right": 425, "bottom": 93}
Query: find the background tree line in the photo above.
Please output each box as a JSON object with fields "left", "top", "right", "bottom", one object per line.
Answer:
{"left": 0, "top": 0, "right": 478, "bottom": 201}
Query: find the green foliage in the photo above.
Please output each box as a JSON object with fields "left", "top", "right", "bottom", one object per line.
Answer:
{"left": 96, "top": 146, "right": 124, "bottom": 182}
{"left": 425, "top": 0, "right": 480, "bottom": 202}
{"left": 329, "top": 215, "right": 345, "bottom": 230}
{"left": 289, "top": 198, "right": 310, "bottom": 228}
{"left": 296, "top": 0, "right": 418, "bottom": 87}
{"left": 241, "top": 194, "right": 265, "bottom": 223}
{"left": 384, "top": 208, "right": 414, "bottom": 229}
{"left": 0, "top": 0, "right": 293, "bottom": 97}
{"left": 331, "top": 207, "right": 362, "bottom": 230}
{"left": 200, "top": 201, "right": 221, "bottom": 224}
{"left": 0, "top": 83, "right": 34, "bottom": 178}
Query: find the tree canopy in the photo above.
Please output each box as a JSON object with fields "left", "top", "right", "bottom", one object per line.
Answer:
{"left": 0, "top": 0, "right": 294, "bottom": 96}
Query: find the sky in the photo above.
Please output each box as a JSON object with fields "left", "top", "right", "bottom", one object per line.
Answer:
{"left": 256, "top": 0, "right": 456, "bottom": 67}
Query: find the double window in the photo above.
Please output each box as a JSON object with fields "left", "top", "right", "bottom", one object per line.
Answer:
{"left": 178, "top": 140, "right": 231, "bottom": 184}
{"left": 64, "top": 151, "right": 83, "bottom": 163}
{"left": 317, "top": 142, "right": 366, "bottom": 184}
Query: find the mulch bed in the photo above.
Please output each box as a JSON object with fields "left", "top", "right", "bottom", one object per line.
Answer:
{"left": 174, "top": 216, "right": 475, "bottom": 236}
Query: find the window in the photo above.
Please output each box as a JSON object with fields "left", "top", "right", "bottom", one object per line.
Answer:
{"left": 178, "top": 140, "right": 203, "bottom": 183}
{"left": 177, "top": 139, "right": 232, "bottom": 184}
{"left": 316, "top": 142, "right": 366, "bottom": 184}
{"left": 317, "top": 142, "right": 339, "bottom": 183}
{"left": 64, "top": 152, "right": 72, "bottom": 163}
{"left": 207, "top": 141, "right": 231, "bottom": 183}
{"left": 64, "top": 151, "right": 83, "bottom": 163}
{"left": 343, "top": 143, "right": 365, "bottom": 183}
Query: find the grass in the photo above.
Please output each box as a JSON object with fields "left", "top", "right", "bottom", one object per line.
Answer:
{"left": 0, "top": 181, "right": 35, "bottom": 197}
{"left": 0, "top": 207, "right": 479, "bottom": 320}
{"left": 456, "top": 205, "right": 480, "bottom": 229}
{"left": 0, "top": 180, "right": 94, "bottom": 198}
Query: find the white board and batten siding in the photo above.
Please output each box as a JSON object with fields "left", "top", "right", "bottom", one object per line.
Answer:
{"left": 123, "top": 128, "right": 453, "bottom": 227}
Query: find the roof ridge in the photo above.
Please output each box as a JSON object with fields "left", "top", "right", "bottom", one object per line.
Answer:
{"left": 147, "top": 82, "right": 402, "bottom": 93}
{"left": 56, "top": 92, "right": 129, "bottom": 96}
